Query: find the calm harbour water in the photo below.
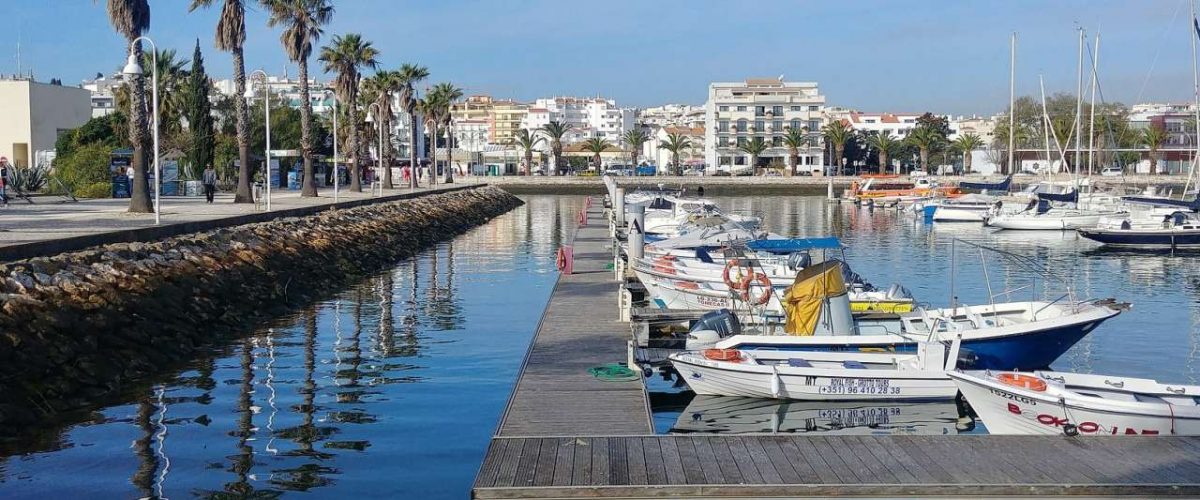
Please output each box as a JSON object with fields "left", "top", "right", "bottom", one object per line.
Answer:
{"left": 2, "top": 194, "right": 1199, "bottom": 497}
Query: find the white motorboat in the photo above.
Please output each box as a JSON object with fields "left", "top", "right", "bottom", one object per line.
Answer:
{"left": 931, "top": 193, "right": 1000, "bottom": 222}
{"left": 626, "top": 192, "right": 761, "bottom": 237}
{"left": 950, "top": 370, "right": 1200, "bottom": 435}
{"left": 669, "top": 338, "right": 959, "bottom": 401}
{"left": 1078, "top": 197, "right": 1200, "bottom": 249}
{"left": 671, "top": 396, "right": 963, "bottom": 435}
{"left": 984, "top": 207, "right": 1114, "bottom": 230}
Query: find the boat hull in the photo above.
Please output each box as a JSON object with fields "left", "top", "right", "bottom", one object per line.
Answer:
{"left": 932, "top": 206, "right": 987, "bottom": 222}
{"left": 985, "top": 213, "right": 1106, "bottom": 230}
{"left": 1078, "top": 227, "right": 1200, "bottom": 248}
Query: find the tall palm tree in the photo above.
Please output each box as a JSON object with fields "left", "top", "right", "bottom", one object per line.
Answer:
{"left": 738, "top": 137, "right": 769, "bottom": 174}
{"left": 906, "top": 126, "right": 944, "bottom": 173}
{"left": 361, "top": 71, "right": 396, "bottom": 188}
{"left": 508, "top": 129, "right": 543, "bottom": 176}
{"left": 864, "top": 130, "right": 902, "bottom": 174}
{"left": 1142, "top": 124, "right": 1168, "bottom": 175}
{"left": 188, "top": 0, "right": 252, "bottom": 203}
{"left": 782, "top": 127, "right": 810, "bottom": 176}
{"left": 952, "top": 133, "right": 985, "bottom": 173}
{"left": 419, "top": 90, "right": 447, "bottom": 185}
{"left": 538, "top": 121, "right": 573, "bottom": 175}
{"left": 621, "top": 128, "right": 650, "bottom": 172}
{"left": 106, "top": 0, "right": 153, "bottom": 212}
{"left": 659, "top": 132, "right": 693, "bottom": 175}
{"left": 992, "top": 121, "right": 1030, "bottom": 174}
{"left": 431, "top": 82, "right": 463, "bottom": 183}
{"left": 263, "top": 0, "right": 332, "bottom": 197}
{"left": 822, "top": 120, "right": 851, "bottom": 173}
{"left": 581, "top": 137, "right": 612, "bottom": 173}
{"left": 395, "top": 64, "right": 429, "bottom": 188}
{"left": 318, "top": 33, "right": 378, "bottom": 192}
{"left": 114, "top": 49, "right": 189, "bottom": 137}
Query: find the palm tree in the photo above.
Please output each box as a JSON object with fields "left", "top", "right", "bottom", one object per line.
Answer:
{"left": 782, "top": 127, "right": 810, "bottom": 176}
{"left": 906, "top": 126, "right": 944, "bottom": 173}
{"left": 864, "top": 130, "right": 903, "bottom": 174}
{"left": 952, "top": 133, "right": 985, "bottom": 173}
{"left": 1142, "top": 124, "right": 1168, "bottom": 175}
{"left": 189, "top": 0, "right": 252, "bottom": 203}
{"left": 621, "top": 128, "right": 650, "bottom": 172}
{"left": 361, "top": 71, "right": 396, "bottom": 188}
{"left": 318, "top": 33, "right": 378, "bottom": 192}
{"left": 395, "top": 64, "right": 429, "bottom": 188}
{"left": 538, "top": 121, "right": 573, "bottom": 175}
{"left": 659, "top": 132, "right": 693, "bottom": 175}
{"left": 508, "top": 129, "right": 543, "bottom": 176}
{"left": 581, "top": 137, "right": 612, "bottom": 173}
{"left": 821, "top": 120, "right": 851, "bottom": 173}
{"left": 106, "top": 0, "right": 153, "bottom": 212}
{"left": 992, "top": 121, "right": 1030, "bottom": 174}
{"left": 431, "top": 82, "right": 463, "bottom": 183}
{"left": 114, "top": 49, "right": 189, "bottom": 137}
{"left": 263, "top": 0, "right": 332, "bottom": 197}
{"left": 418, "top": 90, "right": 447, "bottom": 185}
{"left": 738, "top": 137, "right": 769, "bottom": 174}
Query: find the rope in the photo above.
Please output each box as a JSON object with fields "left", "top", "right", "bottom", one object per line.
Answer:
{"left": 587, "top": 363, "right": 640, "bottom": 382}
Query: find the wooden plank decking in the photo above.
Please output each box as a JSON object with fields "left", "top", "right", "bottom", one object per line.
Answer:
{"left": 493, "top": 201, "right": 653, "bottom": 437}
{"left": 475, "top": 435, "right": 1200, "bottom": 498}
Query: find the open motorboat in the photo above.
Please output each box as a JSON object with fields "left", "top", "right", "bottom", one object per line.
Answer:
{"left": 625, "top": 192, "right": 761, "bottom": 238}
{"left": 949, "top": 370, "right": 1200, "bottom": 435}
{"left": 694, "top": 260, "right": 1123, "bottom": 370}
{"left": 929, "top": 193, "right": 1001, "bottom": 222}
{"left": 670, "top": 396, "right": 964, "bottom": 435}
{"left": 845, "top": 175, "right": 962, "bottom": 204}
{"left": 1078, "top": 197, "right": 1200, "bottom": 249}
{"left": 669, "top": 337, "right": 960, "bottom": 401}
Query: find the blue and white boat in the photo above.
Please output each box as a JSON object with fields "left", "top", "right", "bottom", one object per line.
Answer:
{"left": 1078, "top": 196, "right": 1200, "bottom": 249}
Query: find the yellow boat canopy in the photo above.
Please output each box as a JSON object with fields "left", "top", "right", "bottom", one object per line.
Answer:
{"left": 782, "top": 260, "right": 847, "bottom": 335}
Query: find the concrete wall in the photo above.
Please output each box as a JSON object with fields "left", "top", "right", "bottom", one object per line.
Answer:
{"left": 0, "top": 81, "right": 32, "bottom": 167}
{"left": 0, "top": 80, "right": 90, "bottom": 168}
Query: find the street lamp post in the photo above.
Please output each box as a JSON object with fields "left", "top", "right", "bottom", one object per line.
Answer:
{"left": 327, "top": 91, "right": 339, "bottom": 203}
{"left": 369, "top": 102, "right": 385, "bottom": 193}
{"left": 247, "top": 69, "right": 271, "bottom": 211}
{"left": 122, "top": 36, "right": 160, "bottom": 224}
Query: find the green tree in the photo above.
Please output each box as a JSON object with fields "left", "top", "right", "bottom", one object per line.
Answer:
{"left": 362, "top": 71, "right": 397, "bottom": 188}
{"left": 621, "top": 128, "right": 650, "bottom": 171}
{"left": 538, "top": 121, "right": 573, "bottom": 175}
{"left": 418, "top": 89, "right": 447, "bottom": 184}
{"left": 581, "top": 137, "right": 612, "bottom": 173}
{"left": 822, "top": 120, "right": 851, "bottom": 172}
{"left": 105, "top": 0, "right": 153, "bottom": 212}
{"left": 186, "top": 40, "right": 215, "bottom": 179}
{"left": 51, "top": 143, "right": 113, "bottom": 196}
{"left": 863, "top": 130, "right": 902, "bottom": 174}
{"left": 659, "top": 131, "right": 693, "bottom": 175}
{"left": 189, "top": 0, "right": 253, "bottom": 202}
{"left": 264, "top": 0, "right": 332, "bottom": 196}
{"left": 781, "top": 127, "right": 810, "bottom": 176}
{"left": 952, "top": 133, "right": 985, "bottom": 173}
{"left": 738, "top": 137, "right": 768, "bottom": 174}
{"left": 319, "top": 33, "right": 378, "bottom": 192}
{"left": 906, "top": 126, "right": 944, "bottom": 173}
{"left": 508, "top": 129, "right": 543, "bottom": 176}
{"left": 1141, "top": 124, "right": 1168, "bottom": 175}
{"left": 915, "top": 112, "right": 951, "bottom": 138}
{"left": 432, "top": 82, "right": 463, "bottom": 183}
{"left": 395, "top": 64, "right": 429, "bottom": 187}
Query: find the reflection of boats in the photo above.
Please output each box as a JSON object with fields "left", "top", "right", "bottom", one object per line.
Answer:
{"left": 950, "top": 370, "right": 1200, "bottom": 435}
{"left": 671, "top": 396, "right": 961, "bottom": 435}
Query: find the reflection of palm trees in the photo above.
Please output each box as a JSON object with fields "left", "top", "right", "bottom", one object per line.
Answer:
{"left": 271, "top": 307, "right": 336, "bottom": 491}
{"left": 378, "top": 272, "right": 395, "bottom": 357}
{"left": 329, "top": 287, "right": 378, "bottom": 425}
{"left": 132, "top": 392, "right": 159, "bottom": 499}
{"left": 425, "top": 244, "right": 464, "bottom": 331}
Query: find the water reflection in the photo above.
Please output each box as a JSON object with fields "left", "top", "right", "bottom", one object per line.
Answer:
{"left": 672, "top": 396, "right": 961, "bottom": 436}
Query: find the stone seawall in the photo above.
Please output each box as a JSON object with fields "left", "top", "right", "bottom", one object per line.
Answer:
{"left": 0, "top": 186, "right": 522, "bottom": 427}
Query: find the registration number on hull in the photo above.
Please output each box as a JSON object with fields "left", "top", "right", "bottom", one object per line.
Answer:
{"left": 818, "top": 378, "right": 901, "bottom": 395}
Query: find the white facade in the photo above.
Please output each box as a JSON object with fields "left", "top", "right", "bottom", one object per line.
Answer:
{"left": 216, "top": 74, "right": 334, "bottom": 113}
{"left": 0, "top": 79, "right": 91, "bottom": 168}
{"left": 642, "top": 125, "right": 704, "bottom": 172}
{"left": 705, "top": 78, "right": 826, "bottom": 172}
{"left": 831, "top": 110, "right": 923, "bottom": 138}
{"left": 81, "top": 73, "right": 125, "bottom": 118}
{"left": 519, "top": 96, "right": 634, "bottom": 144}
{"left": 638, "top": 104, "right": 705, "bottom": 128}
{"left": 453, "top": 119, "right": 491, "bottom": 154}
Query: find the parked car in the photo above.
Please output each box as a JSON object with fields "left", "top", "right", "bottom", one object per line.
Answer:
{"left": 1100, "top": 166, "right": 1123, "bottom": 177}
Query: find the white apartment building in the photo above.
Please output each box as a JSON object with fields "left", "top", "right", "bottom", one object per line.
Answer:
{"left": 831, "top": 110, "right": 923, "bottom": 138}
{"left": 705, "top": 78, "right": 826, "bottom": 172}
{"left": 520, "top": 96, "right": 634, "bottom": 144}
{"left": 638, "top": 104, "right": 705, "bottom": 128}
{"left": 81, "top": 73, "right": 125, "bottom": 118}
{"left": 216, "top": 74, "right": 334, "bottom": 113}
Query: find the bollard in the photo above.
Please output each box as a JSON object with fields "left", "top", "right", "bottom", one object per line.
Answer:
{"left": 614, "top": 188, "right": 626, "bottom": 227}
{"left": 629, "top": 204, "right": 646, "bottom": 261}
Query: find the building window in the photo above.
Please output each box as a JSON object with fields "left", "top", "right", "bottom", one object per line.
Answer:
{"left": 719, "top": 105, "right": 728, "bottom": 112}
{"left": 791, "top": 119, "right": 803, "bottom": 130}
{"left": 735, "top": 156, "right": 746, "bottom": 166}
{"left": 809, "top": 105, "right": 819, "bottom": 111}
{"left": 718, "top": 136, "right": 729, "bottom": 147}
{"left": 772, "top": 136, "right": 783, "bottom": 147}
{"left": 755, "top": 106, "right": 765, "bottom": 116}
{"left": 808, "top": 119, "right": 821, "bottom": 131}
{"left": 773, "top": 120, "right": 783, "bottom": 131}
{"left": 754, "top": 120, "right": 764, "bottom": 131}
{"left": 737, "top": 136, "right": 747, "bottom": 147}
{"left": 790, "top": 106, "right": 802, "bottom": 111}
{"left": 736, "top": 119, "right": 748, "bottom": 134}
{"left": 736, "top": 105, "right": 746, "bottom": 112}
{"left": 772, "top": 105, "right": 783, "bottom": 115}
{"left": 718, "top": 120, "right": 729, "bottom": 132}
{"left": 720, "top": 156, "right": 732, "bottom": 166}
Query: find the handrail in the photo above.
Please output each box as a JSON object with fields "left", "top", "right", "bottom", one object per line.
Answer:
{"left": 1032, "top": 292, "right": 1070, "bottom": 320}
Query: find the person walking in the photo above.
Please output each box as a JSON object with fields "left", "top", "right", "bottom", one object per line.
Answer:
{"left": 0, "top": 157, "right": 11, "bottom": 208}
{"left": 202, "top": 164, "right": 217, "bottom": 203}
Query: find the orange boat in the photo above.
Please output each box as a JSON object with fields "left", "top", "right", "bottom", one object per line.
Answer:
{"left": 846, "top": 176, "right": 962, "bottom": 202}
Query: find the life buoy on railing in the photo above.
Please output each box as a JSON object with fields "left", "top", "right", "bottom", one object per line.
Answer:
{"left": 997, "top": 373, "right": 1047, "bottom": 392}
{"left": 739, "top": 272, "right": 773, "bottom": 305}
{"left": 703, "top": 348, "right": 743, "bottom": 362}
{"left": 722, "top": 259, "right": 753, "bottom": 290}
{"left": 556, "top": 247, "right": 567, "bottom": 271}
{"left": 578, "top": 209, "right": 586, "bottom": 225}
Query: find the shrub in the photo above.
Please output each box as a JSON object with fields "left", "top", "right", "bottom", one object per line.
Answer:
{"left": 8, "top": 162, "right": 51, "bottom": 194}
{"left": 74, "top": 181, "right": 112, "bottom": 199}
{"left": 51, "top": 143, "right": 112, "bottom": 194}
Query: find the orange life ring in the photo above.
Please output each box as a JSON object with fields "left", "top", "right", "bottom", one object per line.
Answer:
{"left": 739, "top": 272, "right": 773, "bottom": 305}
{"left": 722, "top": 259, "right": 753, "bottom": 290}
{"left": 997, "top": 373, "right": 1047, "bottom": 392}
{"left": 703, "top": 348, "right": 743, "bottom": 362}
{"left": 555, "top": 248, "right": 567, "bottom": 271}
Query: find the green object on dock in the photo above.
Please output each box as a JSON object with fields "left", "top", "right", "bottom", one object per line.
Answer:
{"left": 587, "top": 363, "right": 639, "bottom": 382}
{"left": 604, "top": 262, "right": 615, "bottom": 270}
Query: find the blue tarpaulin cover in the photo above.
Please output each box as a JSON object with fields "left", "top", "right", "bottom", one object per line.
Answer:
{"left": 746, "top": 237, "right": 842, "bottom": 253}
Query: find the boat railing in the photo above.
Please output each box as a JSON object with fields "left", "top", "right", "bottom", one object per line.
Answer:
{"left": 949, "top": 238, "right": 1077, "bottom": 310}
{"left": 1032, "top": 292, "right": 1071, "bottom": 320}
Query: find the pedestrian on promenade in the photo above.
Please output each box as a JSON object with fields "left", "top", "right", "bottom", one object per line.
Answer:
{"left": 0, "top": 157, "right": 10, "bottom": 207}
{"left": 202, "top": 164, "right": 217, "bottom": 203}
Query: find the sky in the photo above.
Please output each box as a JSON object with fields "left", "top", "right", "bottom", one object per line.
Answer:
{"left": 2, "top": 0, "right": 1195, "bottom": 115}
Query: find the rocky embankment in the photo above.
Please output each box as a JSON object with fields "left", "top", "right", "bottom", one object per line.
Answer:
{"left": 0, "top": 186, "right": 522, "bottom": 427}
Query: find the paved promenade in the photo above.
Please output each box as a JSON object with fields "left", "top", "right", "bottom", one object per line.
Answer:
{"left": 0, "top": 185, "right": 460, "bottom": 260}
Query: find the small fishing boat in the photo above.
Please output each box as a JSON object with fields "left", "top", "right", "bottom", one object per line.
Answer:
{"left": 949, "top": 370, "right": 1200, "bottom": 435}
{"left": 846, "top": 175, "right": 962, "bottom": 204}
{"left": 1078, "top": 197, "right": 1200, "bottom": 249}
{"left": 671, "top": 395, "right": 963, "bottom": 435}
{"left": 669, "top": 339, "right": 960, "bottom": 401}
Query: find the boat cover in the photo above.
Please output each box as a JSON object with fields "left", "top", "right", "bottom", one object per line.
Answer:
{"left": 782, "top": 261, "right": 847, "bottom": 335}
{"left": 1036, "top": 190, "right": 1078, "bottom": 203}
{"left": 746, "top": 237, "right": 842, "bottom": 253}
{"left": 1121, "top": 196, "right": 1200, "bottom": 212}
{"left": 959, "top": 175, "right": 1012, "bottom": 192}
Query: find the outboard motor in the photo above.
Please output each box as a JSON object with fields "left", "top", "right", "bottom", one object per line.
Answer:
{"left": 886, "top": 283, "right": 913, "bottom": 300}
{"left": 786, "top": 251, "right": 812, "bottom": 271}
{"left": 686, "top": 309, "right": 741, "bottom": 350}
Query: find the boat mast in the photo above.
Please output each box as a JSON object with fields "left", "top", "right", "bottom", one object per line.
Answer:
{"left": 1074, "top": 27, "right": 1085, "bottom": 181}
{"left": 1008, "top": 32, "right": 1017, "bottom": 176}
{"left": 1041, "top": 76, "right": 1052, "bottom": 175}
{"left": 1088, "top": 32, "right": 1100, "bottom": 177}
{"left": 1188, "top": 0, "right": 1200, "bottom": 197}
